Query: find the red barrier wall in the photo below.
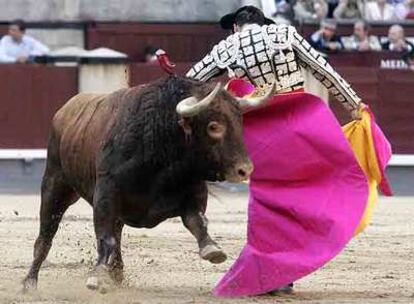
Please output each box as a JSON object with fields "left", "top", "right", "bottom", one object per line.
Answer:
{"left": 0, "top": 57, "right": 413, "bottom": 153}
{"left": 128, "top": 62, "right": 193, "bottom": 85}
{"left": 87, "top": 23, "right": 226, "bottom": 62}
{"left": 330, "top": 67, "right": 414, "bottom": 154}
{"left": 0, "top": 65, "right": 78, "bottom": 148}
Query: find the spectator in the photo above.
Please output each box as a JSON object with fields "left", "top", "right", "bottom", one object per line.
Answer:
{"left": 309, "top": 19, "right": 343, "bottom": 52}
{"left": 294, "top": 0, "right": 328, "bottom": 21}
{"left": 393, "top": 0, "right": 414, "bottom": 19}
{"left": 406, "top": 0, "right": 414, "bottom": 18}
{"left": 143, "top": 45, "right": 158, "bottom": 63}
{"left": 342, "top": 20, "right": 382, "bottom": 51}
{"left": 364, "top": 0, "right": 396, "bottom": 21}
{"left": 333, "top": 0, "right": 364, "bottom": 20}
{"left": 382, "top": 24, "right": 414, "bottom": 60}
{"left": 405, "top": 0, "right": 414, "bottom": 19}
{"left": 243, "top": 0, "right": 295, "bottom": 24}
{"left": 271, "top": 0, "right": 296, "bottom": 24}
{"left": 0, "top": 20, "right": 49, "bottom": 63}
{"left": 327, "top": 0, "right": 340, "bottom": 18}
{"left": 389, "top": 0, "right": 407, "bottom": 4}
{"left": 409, "top": 51, "right": 414, "bottom": 69}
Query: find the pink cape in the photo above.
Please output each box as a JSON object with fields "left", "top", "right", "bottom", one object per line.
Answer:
{"left": 214, "top": 92, "right": 370, "bottom": 297}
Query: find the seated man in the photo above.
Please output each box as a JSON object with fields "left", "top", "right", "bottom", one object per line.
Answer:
{"left": 342, "top": 20, "right": 382, "bottom": 51}
{"left": 0, "top": 20, "right": 49, "bottom": 63}
{"left": 309, "top": 19, "right": 343, "bottom": 52}
{"left": 382, "top": 24, "right": 414, "bottom": 60}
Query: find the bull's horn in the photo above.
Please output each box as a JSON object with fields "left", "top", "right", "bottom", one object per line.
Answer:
{"left": 176, "top": 82, "right": 222, "bottom": 117}
{"left": 236, "top": 82, "right": 277, "bottom": 110}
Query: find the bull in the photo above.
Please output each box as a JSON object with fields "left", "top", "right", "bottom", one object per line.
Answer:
{"left": 22, "top": 76, "right": 259, "bottom": 292}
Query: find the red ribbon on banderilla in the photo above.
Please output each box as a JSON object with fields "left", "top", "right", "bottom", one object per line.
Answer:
{"left": 155, "top": 49, "right": 176, "bottom": 75}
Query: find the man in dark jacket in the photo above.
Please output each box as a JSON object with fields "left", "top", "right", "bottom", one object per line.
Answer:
{"left": 309, "top": 19, "right": 344, "bottom": 52}
{"left": 382, "top": 24, "right": 414, "bottom": 61}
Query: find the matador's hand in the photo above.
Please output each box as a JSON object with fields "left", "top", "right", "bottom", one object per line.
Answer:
{"left": 351, "top": 103, "right": 367, "bottom": 121}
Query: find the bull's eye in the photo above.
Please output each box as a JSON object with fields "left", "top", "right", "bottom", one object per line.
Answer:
{"left": 207, "top": 121, "right": 226, "bottom": 140}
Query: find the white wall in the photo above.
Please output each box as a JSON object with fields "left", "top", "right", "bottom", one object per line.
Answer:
{"left": 79, "top": 64, "right": 129, "bottom": 93}
{"left": 0, "top": 0, "right": 241, "bottom": 22}
{"left": 27, "top": 29, "right": 84, "bottom": 50}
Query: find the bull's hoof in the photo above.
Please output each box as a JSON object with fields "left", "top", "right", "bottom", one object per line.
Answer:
{"left": 109, "top": 267, "right": 124, "bottom": 285}
{"left": 86, "top": 275, "right": 113, "bottom": 294}
{"left": 86, "top": 276, "right": 99, "bottom": 290}
{"left": 22, "top": 277, "right": 37, "bottom": 293}
{"left": 86, "top": 266, "right": 114, "bottom": 294}
{"left": 200, "top": 244, "right": 227, "bottom": 264}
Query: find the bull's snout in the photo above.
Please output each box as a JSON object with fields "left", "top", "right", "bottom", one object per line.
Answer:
{"left": 226, "top": 160, "right": 254, "bottom": 183}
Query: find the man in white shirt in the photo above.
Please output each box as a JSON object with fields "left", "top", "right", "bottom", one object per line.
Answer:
{"left": 0, "top": 20, "right": 49, "bottom": 63}
{"left": 342, "top": 20, "right": 382, "bottom": 51}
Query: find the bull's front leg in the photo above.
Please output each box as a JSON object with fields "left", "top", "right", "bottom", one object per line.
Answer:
{"left": 182, "top": 211, "right": 227, "bottom": 264}
{"left": 86, "top": 177, "right": 120, "bottom": 292}
{"left": 181, "top": 183, "right": 227, "bottom": 264}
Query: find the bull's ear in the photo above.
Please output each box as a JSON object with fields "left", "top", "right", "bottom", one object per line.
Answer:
{"left": 178, "top": 118, "right": 192, "bottom": 136}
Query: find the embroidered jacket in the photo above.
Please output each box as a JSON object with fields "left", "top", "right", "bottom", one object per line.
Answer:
{"left": 186, "top": 24, "right": 361, "bottom": 111}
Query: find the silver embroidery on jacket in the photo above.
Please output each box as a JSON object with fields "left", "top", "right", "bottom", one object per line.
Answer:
{"left": 187, "top": 24, "right": 361, "bottom": 110}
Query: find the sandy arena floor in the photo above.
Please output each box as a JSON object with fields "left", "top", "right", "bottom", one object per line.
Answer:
{"left": 0, "top": 188, "right": 413, "bottom": 304}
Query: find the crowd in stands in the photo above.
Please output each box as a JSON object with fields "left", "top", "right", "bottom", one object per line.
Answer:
{"left": 1, "top": 2, "right": 414, "bottom": 65}
{"left": 248, "top": 0, "right": 414, "bottom": 63}
{"left": 309, "top": 18, "right": 413, "bottom": 59}
{"left": 260, "top": 0, "right": 414, "bottom": 22}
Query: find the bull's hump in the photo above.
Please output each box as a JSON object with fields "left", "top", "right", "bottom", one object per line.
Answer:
{"left": 54, "top": 93, "right": 106, "bottom": 126}
{"left": 54, "top": 91, "right": 127, "bottom": 189}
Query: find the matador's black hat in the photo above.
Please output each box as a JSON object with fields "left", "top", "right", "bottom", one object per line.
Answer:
{"left": 220, "top": 5, "right": 275, "bottom": 30}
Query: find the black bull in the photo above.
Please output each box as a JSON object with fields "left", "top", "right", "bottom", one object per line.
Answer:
{"left": 23, "top": 76, "right": 253, "bottom": 291}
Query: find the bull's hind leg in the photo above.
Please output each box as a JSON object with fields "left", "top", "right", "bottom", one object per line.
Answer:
{"left": 23, "top": 170, "right": 79, "bottom": 291}
{"left": 181, "top": 183, "right": 227, "bottom": 264}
